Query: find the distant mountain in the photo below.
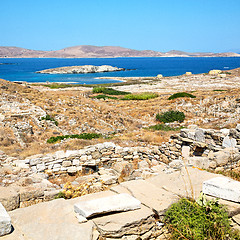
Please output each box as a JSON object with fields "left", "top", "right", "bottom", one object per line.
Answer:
{"left": 0, "top": 45, "right": 239, "bottom": 58}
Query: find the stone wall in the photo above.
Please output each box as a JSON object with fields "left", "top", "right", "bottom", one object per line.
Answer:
{"left": 8, "top": 125, "right": 240, "bottom": 175}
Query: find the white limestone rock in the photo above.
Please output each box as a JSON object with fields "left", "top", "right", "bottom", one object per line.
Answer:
{"left": 0, "top": 202, "right": 11, "bottom": 236}
{"left": 222, "top": 136, "right": 237, "bottom": 148}
{"left": 74, "top": 193, "right": 141, "bottom": 218}
{"left": 202, "top": 177, "right": 240, "bottom": 202}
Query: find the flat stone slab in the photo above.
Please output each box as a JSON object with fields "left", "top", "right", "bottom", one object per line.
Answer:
{"left": 5, "top": 199, "right": 94, "bottom": 240}
{"left": 0, "top": 203, "right": 11, "bottom": 236}
{"left": 147, "top": 166, "right": 218, "bottom": 199}
{"left": 93, "top": 205, "right": 154, "bottom": 238}
{"left": 202, "top": 177, "right": 240, "bottom": 202}
{"left": 111, "top": 180, "right": 178, "bottom": 214}
{"left": 74, "top": 193, "right": 141, "bottom": 218}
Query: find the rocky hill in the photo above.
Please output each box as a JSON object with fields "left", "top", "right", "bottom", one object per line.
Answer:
{"left": 0, "top": 45, "right": 239, "bottom": 58}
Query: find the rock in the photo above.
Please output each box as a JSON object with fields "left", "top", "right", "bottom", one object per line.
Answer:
{"left": 187, "top": 157, "right": 210, "bottom": 169}
{"left": 182, "top": 146, "right": 190, "bottom": 159}
{"left": 8, "top": 198, "right": 94, "bottom": 240}
{"left": 169, "top": 160, "right": 184, "bottom": 169}
{"left": 222, "top": 136, "right": 237, "bottom": 148}
{"left": 93, "top": 205, "right": 154, "bottom": 238}
{"left": 37, "top": 65, "right": 125, "bottom": 74}
{"left": 19, "top": 187, "right": 44, "bottom": 202}
{"left": 100, "top": 175, "right": 118, "bottom": 185}
{"left": 67, "top": 166, "right": 77, "bottom": 174}
{"left": 112, "top": 180, "right": 177, "bottom": 215}
{"left": 0, "top": 187, "right": 20, "bottom": 211}
{"left": 195, "top": 129, "right": 205, "bottom": 142}
{"left": 62, "top": 160, "right": 72, "bottom": 167}
{"left": 0, "top": 203, "right": 11, "bottom": 236}
{"left": 74, "top": 193, "right": 141, "bottom": 218}
{"left": 220, "top": 128, "right": 230, "bottom": 136}
{"left": 214, "top": 151, "right": 229, "bottom": 166}
{"left": 202, "top": 177, "right": 240, "bottom": 202}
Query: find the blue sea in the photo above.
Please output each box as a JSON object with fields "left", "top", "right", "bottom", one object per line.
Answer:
{"left": 0, "top": 57, "right": 240, "bottom": 84}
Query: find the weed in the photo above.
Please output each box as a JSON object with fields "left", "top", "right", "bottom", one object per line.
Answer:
{"left": 40, "top": 114, "right": 58, "bottom": 126}
{"left": 168, "top": 92, "right": 196, "bottom": 100}
{"left": 165, "top": 198, "right": 240, "bottom": 240}
{"left": 156, "top": 110, "right": 185, "bottom": 123}
{"left": 47, "top": 133, "right": 102, "bottom": 143}
{"left": 121, "top": 92, "right": 158, "bottom": 100}
{"left": 92, "top": 87, "right": 130, "bottom": 95}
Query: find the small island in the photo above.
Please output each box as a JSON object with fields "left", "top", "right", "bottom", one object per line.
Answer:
{"left": 36, "top": 65, "right": 125, "bottom": 74}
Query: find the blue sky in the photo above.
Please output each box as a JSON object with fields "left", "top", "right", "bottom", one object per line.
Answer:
{"left": 1, "top": 0, "right": 240, "bottom": 52}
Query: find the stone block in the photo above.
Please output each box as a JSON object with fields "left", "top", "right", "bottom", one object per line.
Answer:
{"left": 187, "top": 156, "right": 210, "bottom": 169}
{"left": 222, "top": 136, "right": 237, "bottom": 148}
{"left": 93, "top": 205, "right": 154, "bottom": 238}
{"left": 203, "top": 177, "right": 240, "bottom": 202}
{"left": 62, "top": 160, "right": 72, "bottom": 167}
{"left": 0, "top": 187, "right": 20, "bottom": 211}
{"left": 0, "top": 203, "right": 11, "bottom": 236}
{"left": 74, "top": 193, "right": 141, "bottom": 218}
{"left": 100, "top": 175, "right": 118, "bottom": 185}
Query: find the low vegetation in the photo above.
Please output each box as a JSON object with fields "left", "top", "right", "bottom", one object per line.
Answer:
{"left": 148, "top": 124, "right": 183, "bottom": 131}
{"left": 168, "top": 92, "right": 196, "bottom": 100}
{"left": 121, "top": 92, "right": 158, "bottom": 100}
{"left": 47, "top": 133, "right": 102, "bottom": 143}
{"left": 40, "top": 114, "right": 58, "bottom": 126}
{"left": 56, "top": 181, "right": 107, "bottom": 199}
{"left": 91, "top": 94, "right": 118, "bottom": 100}
{"left": 165, "top": 197, "right": 240, "bottom": 240}
{"left": 156, "top": 110, "right": 185, "bottom": 123}
{"left": 92, "top": 87, "right": 130, "bottom": 95}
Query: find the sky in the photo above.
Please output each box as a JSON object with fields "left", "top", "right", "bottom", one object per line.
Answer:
{"left": 0, "top": 0, "right": 240, "bottom": 53}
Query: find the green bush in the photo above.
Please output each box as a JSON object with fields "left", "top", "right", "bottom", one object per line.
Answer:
{"left": 165, "top": 198, "right": 240, "bottom": 240}
{"left": 92, "top": 87, "right": 130, "bottom": 95}
{"left": 121, "top": 93, "right": 158, "bottom": 100}
{"left": 47, "top": 133, "right": 102, "bottom": 143}
{"left": 91, "top": 94, "right": 118, "bottom": 100}
{"left": 40, "top": 114, "right": 58, "bottom": 126}
{"left": 148, "top": 124, "right": 183, "bottom": 131}
{"left": 156, "top": 110, "right": 185, "bottom": 123}
{"left": 168, "top": 92, "right": 196, "bottom": 100}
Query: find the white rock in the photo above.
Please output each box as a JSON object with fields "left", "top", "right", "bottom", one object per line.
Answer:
{"left": 182, "top": 146, "right": 190, "bottom": 159}
{"left": 202, "top": 177, "right": 240, "bottom": 202}
{"left": 222, "top": 136, "right": 237, "bottom": 148}
{"left": 74, "top": 193, "right": 141, "bottom": 218}
{"left": 0, "top": 202, "right": 11, "bottom": 236}
{"left": 75, "top": 214, "right": 88, "bottom": 223}
{"left": 220, "top": 128, "right": 230, "bottom": 136}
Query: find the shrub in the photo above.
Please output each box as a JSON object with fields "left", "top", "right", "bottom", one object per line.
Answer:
{"left": 156, "top": 110, "right": 185, "bottom": 123}
{"left": 121, "top": 93, "right": 158, "bottom": 100}
{"left": 148, "top": 124, "right": 183, "bottom": 131}
{"left": 165, "top": 198, "right": 240, "bottom": 240}
{"left": 168, "top": 92, "right": 196, "bottom": 100}
{"left": 92, "top": 87, "right": 130, "bottom": 95}
{"left": 91, "top": 94, "right": 118, "bottom": 100}
{"left": 47, "top": 133, "right": 102, "bottom": 143}
{"left": 40, "top": 114, "right": 58, "bottom": 126}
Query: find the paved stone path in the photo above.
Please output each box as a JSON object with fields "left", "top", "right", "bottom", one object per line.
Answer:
{"left": 2, "top": 166, "right": 240, "bottom": 239}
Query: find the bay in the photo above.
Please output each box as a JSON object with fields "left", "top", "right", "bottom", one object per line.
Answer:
{"left": 0, "top": 57, "right": 240, "bottom": 84}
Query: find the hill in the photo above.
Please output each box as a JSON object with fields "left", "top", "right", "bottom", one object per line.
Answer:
{"left": 0, "top": 45, "right": 239, "bottom": 58}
